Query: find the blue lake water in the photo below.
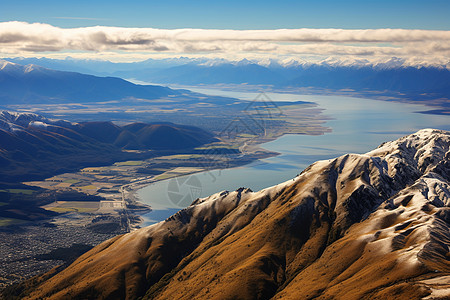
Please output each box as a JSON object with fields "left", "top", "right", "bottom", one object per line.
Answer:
{"left": 137, "top": 89, "right": 450, "bottom": 226}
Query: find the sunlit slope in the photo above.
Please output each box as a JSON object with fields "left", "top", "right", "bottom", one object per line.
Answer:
{"left": 16, "top": 129, "right": 450, "bottom": 300}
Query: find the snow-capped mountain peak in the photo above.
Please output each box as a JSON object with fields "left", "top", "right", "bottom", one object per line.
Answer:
{"left": 368, "top": 128, "right": 450, "bottom": 174}
{"left": 0, "top": 59, "right": 15, "bottom": 70}
{"left": 21, "top": 129, "right": 450, "bottom": 299}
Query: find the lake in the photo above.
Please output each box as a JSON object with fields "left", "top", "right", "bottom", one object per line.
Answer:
{"left": 137, "top": 89, "right": 450, "bottom": 226}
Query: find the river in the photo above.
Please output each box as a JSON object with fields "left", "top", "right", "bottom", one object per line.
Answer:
{"left": 137, "top": 89, "right": 450, "bottom": 226}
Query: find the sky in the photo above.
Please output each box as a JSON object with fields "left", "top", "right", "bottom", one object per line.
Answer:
{"left": 2, "top": 0, "right": 450, "bottom": 30}
{"left": 1, "top": 0, "right": 449, "bottom": 65}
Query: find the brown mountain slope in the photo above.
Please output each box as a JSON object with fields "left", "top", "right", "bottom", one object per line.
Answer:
{"left": 7, "top": 129, "right": 450, "bottom": 300}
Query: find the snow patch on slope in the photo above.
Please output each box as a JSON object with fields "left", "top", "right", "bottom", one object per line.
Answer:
{"left": 0, "top": 110, "right": 76, "bottom": 133}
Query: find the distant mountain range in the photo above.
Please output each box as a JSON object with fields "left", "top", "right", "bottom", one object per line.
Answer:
{"left": 0, "top": 111, "right": 217, "bottom": 182}
{"left": 4, "top": 57, "right": 450, "bottom": 105}
{"left": 131, "top": 61, "right": 450, "bottom": 104}
{"left": 0, "top": 60, "right": 177, "bottom": 104}
{"left": 7, "top": 129, "right": 449, "bottom": 299}
{"left": 2, "top": 58, "right": 449, "bottom": 116}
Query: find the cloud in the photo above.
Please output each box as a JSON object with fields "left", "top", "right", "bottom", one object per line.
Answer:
{"left": 0, "top": 22, "right": 449, "bottom": 66}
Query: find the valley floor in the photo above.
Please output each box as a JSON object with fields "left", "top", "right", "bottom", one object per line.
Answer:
{"left": 0, "top": 94, "right": 331, "bottom": 290}
{"left": 0, "top": 143, "right": 279, "bottom": 290}
{"left": 0, "top": 214, "right": 126, "bottom": 290}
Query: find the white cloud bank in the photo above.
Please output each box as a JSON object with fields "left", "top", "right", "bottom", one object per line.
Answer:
{"left": 0, "top": 22, "right": 449, "bottom": 66}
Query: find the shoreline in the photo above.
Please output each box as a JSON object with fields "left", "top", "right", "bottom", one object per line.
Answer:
{"left": 163, "top": 83, "right": 450, "bottom": 115}
{"left": 122, "top": 146, "right": 281, "bottom": 229}
{"left": 19, "top": 89, "right": 332, "bottom": 231}
{"left": 108, "top": 122, "right": 333, "bottom": 229}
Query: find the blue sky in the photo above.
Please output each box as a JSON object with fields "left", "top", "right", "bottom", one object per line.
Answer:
{"left": 0, "top": 1, "right": 449, "bottom": 65}
{"left": 1, "top": 0, "right": 449, "bottom": 30}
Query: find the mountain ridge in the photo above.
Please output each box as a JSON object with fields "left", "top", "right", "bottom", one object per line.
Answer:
{"left": 0, "top": 111, "right": 217, "bottom": 182}
{"left": 7, "top": 129, "right": 449, "bottom": 299}
{"left": 2, "top": 58, "right": 448, "bottom": 113}
{"left": 0, "top": 60, "right": 178, "bottom": 104}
